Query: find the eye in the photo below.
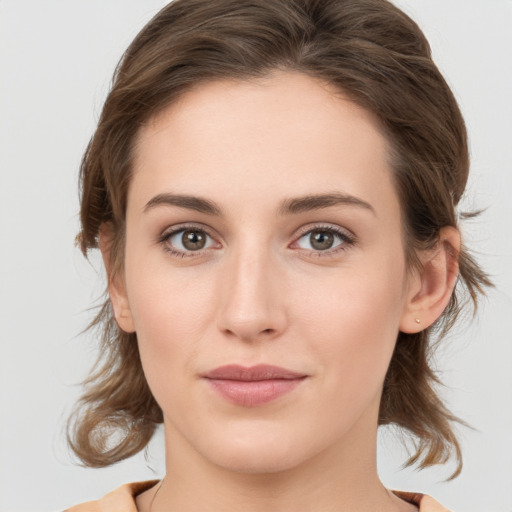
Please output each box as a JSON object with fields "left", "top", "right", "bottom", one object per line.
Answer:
{"left": 163, "top": 227, "right": 217, "bottom": 254}
{"left": 294, "top": 227, "right": 353, "bottom": 252}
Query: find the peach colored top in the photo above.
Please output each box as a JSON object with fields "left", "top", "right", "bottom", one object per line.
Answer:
{"left": 65, "top": 481, "right": 452, "bottom": 511}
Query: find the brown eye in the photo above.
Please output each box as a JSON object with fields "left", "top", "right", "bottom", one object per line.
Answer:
{"left": 182, "top": 230, "right": 207, "bottom": 250}
{"left": 309, "top": 231, "right": 334, "bottom": 250}
{"left": 294, "top": 227, "right": 352, "bottom": 253}
{"left": 166, "top": 228, "right": 215, "bottom": 253}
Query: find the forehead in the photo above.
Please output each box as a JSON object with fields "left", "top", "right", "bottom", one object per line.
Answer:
{"left": 130, "top": 71, "right": 399, "bottom": 221}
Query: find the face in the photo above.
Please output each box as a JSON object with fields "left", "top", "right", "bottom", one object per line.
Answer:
{"left": 114, "top": 71, "right": 416, "bottom": 474}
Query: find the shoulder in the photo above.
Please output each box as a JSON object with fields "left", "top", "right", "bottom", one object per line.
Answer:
{"left": 64, "top": 481, "right": 159, "bottom": 512}
{"left": 64, "top": 483, "right": 451, "bottom": 512}
{"left": 394, "top": 491, "right": 452, "bottom": 512}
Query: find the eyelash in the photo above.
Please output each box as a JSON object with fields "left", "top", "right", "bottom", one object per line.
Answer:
{"left": 158, "top": 223, "right": 218, "bottom": 258}
{"left": 293, "top": 224, "right": 356, "bottom": 257}
{"left": 158, "top": 223, "right": 356, "bottom": 259}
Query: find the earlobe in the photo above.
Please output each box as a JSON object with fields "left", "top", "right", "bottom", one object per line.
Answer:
{"left": 99, "top": 224, "right": 136, "bottom": 333}
{"left": 400, "top": 226, "right": 460, "bottom": 333}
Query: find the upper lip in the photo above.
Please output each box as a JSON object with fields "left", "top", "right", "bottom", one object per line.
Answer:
{"left": 202, "top": 364, "right": 307, "bottom": 381}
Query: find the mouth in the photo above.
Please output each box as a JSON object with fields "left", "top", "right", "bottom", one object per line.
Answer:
{"left": 201, "top": 364, "right": 308, "bottom": 407}
{"left": 202, "top": 364, "right": 307, "bottom": 381}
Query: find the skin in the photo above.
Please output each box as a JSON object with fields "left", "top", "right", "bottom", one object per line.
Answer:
{"left": 102, "top": 71, "right": 460, "bottom": 512}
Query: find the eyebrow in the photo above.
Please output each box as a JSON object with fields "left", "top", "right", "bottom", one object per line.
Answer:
{"left": 143, "top": 193, "right": 222, "bottom": 215}
{"left": 278, "top": 193, "right": 376, "bottom": 216}
{"left": 143, "top": 192, "right": 375, "bottom": 217}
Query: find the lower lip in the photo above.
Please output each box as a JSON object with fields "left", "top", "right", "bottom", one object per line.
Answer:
{"left": 205, "top": 378, "right": 306, "bottom": 407}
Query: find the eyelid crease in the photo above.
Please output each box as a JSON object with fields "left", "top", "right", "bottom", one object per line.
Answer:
{"left": 293, "top": 222, "right": 356, "bottom": 239}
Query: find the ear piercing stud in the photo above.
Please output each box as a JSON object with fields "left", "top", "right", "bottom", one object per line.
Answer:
{"left": 415, "top": 318, "right": 421, "bottom": 324}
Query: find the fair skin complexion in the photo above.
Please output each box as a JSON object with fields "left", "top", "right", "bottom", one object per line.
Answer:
{"left": 102, "top": 71, "right": 459, "bottom": 512}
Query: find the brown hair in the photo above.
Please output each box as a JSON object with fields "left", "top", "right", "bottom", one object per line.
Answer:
{"left": 69, "top": 0, "right": 491, "bottom": 475}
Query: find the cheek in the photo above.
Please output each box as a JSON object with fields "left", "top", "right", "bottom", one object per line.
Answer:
{"left": 122, "top": 248, "right": 220, "bottom": 385}
{"left": 128, "top": 271, "right": 215, "bottom": 343}
{"left": 124, "top": 268, "right": 220, "bottom": 416}
{"left": 293, "top": 255, "right": 407, "bottom": 388}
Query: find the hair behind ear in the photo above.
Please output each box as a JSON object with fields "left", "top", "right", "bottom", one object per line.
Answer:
{"left": 380, "top": 329, "right": 466, "bottom": 479}
{"left": 67, "top": 309, "right": 162, "bottom": 467}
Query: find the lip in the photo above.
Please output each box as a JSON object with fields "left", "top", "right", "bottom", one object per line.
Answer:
{"left": 202, "top": 364, "right": 308, "bottom": 407}
{"left": 202, "top": 364, "right": 306, "bottom": 381}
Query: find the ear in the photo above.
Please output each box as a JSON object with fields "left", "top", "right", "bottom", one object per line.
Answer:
{"left": 400, "top": 226, "right": 460, "bottom": 333}
{"left": 99, "top": 224, "right": 136, "bottom": 333}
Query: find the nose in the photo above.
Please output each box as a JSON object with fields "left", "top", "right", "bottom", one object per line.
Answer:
{"left": 216, "top": 243, "right": 288, "bottom": 342}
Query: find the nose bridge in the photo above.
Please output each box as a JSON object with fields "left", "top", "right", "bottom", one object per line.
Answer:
{"left": 217, "top": 236, "right": 286, "bottom": 341}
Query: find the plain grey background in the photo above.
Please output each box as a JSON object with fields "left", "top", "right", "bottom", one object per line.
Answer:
{"left": 1, "top": 1, "right": 511, "bottom": 511}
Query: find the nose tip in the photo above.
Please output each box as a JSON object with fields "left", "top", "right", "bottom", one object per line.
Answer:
{"left": 218, "top": 292, "right": 285, "bottom": 341}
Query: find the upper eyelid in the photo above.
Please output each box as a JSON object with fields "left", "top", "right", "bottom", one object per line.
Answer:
{"left": 160, "top": 222, "right": 353, "bottom": 236}
{"left": 161, "top": 222, "right": 217, "bottom": 238}
{"left": 293, "top": 223, "right": 355, "bottom": 240}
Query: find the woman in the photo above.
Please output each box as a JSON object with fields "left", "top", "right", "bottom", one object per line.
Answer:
{"left": 66, "top": 0, "right": 490, "bottom": 510}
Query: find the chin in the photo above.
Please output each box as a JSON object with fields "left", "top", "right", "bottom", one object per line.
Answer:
{"left": 198, "top": 425, "right": 318, "bottom": 475}
{"left": 212, "top": 447, "right": 306, "bottom": 475}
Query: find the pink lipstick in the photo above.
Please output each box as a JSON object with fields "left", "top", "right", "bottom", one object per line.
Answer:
{"left": 202, "top": 364, "right": 307, "bottom": 407}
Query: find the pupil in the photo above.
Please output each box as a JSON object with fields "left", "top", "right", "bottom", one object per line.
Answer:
{"left": 311, "top": 231, "right": 333, "bottom": 250}
{"left": 182, "top": 230, "right": 206, "bottom": 250}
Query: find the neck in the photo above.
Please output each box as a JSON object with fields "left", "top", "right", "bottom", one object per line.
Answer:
{"left": 140, "top": 402, "right": 415, "bottom": 512}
